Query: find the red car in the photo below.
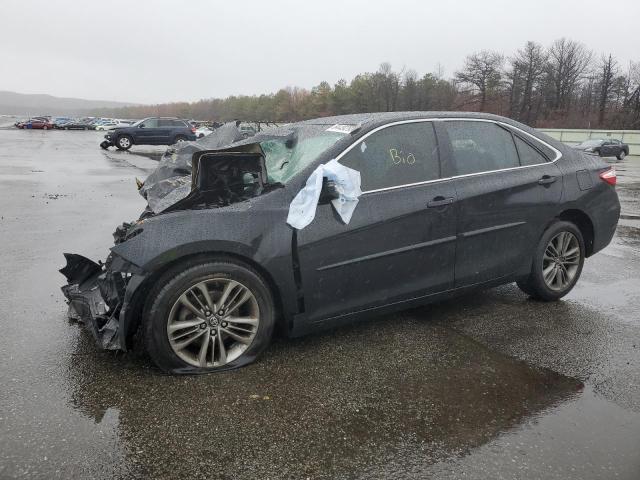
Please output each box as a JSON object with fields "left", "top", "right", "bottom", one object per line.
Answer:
{"left": 21, "top": 118, "right": 53, "bottom": 130}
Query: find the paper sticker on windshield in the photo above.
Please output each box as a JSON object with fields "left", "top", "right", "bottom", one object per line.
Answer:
{"left": 326, "top": 124, "right": 357, "bottom": 134}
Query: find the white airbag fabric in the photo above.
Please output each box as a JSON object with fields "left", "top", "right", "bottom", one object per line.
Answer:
{"left": 286, "top": 159, "right": 362, "bottom": 230}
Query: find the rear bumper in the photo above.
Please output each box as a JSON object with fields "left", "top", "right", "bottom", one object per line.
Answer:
{"left": 60, "top": 253, "right": 146, "bottom": 351}
{"left": 590, "top": 188, "right": 621, "bottom": 255}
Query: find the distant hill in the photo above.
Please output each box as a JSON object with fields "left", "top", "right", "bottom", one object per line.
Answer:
{"left": 0, "top": 90, "right": 138, "bottom": 116}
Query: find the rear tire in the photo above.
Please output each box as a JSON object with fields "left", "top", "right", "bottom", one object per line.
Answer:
{"left": 517, "top": 220, "right": 585, "bottom": 301}
{"left": 116, "top": 135, "right": 133, "bottom": 150}
{"left": 174, "top": 135, "right": 187, "bottom": 144}
{"left": 143, "top": 258, "right": 275, "bottom": 374}
{"left": 617, "top": 150, "right": 626, "bottom": 160}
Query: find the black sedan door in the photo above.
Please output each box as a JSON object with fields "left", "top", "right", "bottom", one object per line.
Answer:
{"left": 295, "top": 121, "right": 457, "bottom": 323}
{"left": 441, "top": 120, "right": 562, "bottom": 287}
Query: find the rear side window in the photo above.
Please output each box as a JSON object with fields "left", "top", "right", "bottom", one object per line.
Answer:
{"left": 445, "top": 121, "right": 519, "bottom": 175}
{"left": 514, "top": 135, "right": 548, "bottom": 166}
{"left": 172, "top": 120, "right": 187, "bottom": 127}
{"left": 339, "top": 122, "right": 440, "bottom": 191}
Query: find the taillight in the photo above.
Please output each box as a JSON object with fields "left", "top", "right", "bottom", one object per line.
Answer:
{"left": 599, "top": 167, "right": 616, "bottom": 186}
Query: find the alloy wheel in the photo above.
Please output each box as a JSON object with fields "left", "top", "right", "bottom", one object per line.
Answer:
{"left": 167, "top": 278, "right": 260, "bottom": 368}
{"left": 118, "top": 137, "right": 131, "bottom": 148}
{"left": 542, "top": 231, "right": 580, "bottom": 291}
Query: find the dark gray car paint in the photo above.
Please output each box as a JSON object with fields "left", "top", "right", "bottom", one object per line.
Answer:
{"left": 61, "top": 111, "right": 621, "bottom": 353}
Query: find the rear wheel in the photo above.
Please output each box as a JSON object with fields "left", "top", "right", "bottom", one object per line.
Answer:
{"left": 116, "top": 135, "right": 133, "bottom": 150}
{"left": 143, "top": 259, "right": 275, "bottom": 373}
{"left": 617, "top": 150, "right": 626, "bottom": 160}
{"left": 174, "top": 135, "right": 187, "bottom": 144}
{"left": 517, "top": 221, "right": 585, "bottom": 301}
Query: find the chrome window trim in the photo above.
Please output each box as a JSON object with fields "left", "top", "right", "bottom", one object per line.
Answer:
{"left": 334, "top": 117, "right": 563, "bottom": 195}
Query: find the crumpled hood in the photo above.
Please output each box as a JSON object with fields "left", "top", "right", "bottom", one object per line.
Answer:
{"left": 139, "top": 122, "right": 248, "bottom": 213}
{"left": 139, "top": 122, "right": 295, "bottom": 214}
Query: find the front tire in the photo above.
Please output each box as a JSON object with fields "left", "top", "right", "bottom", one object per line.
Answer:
{"left": 116, "top": 135, "right": 133, "bottom": 150}
{"left": 143, "top": 258, "right": 275, "bottom": 373}
{"left": 173, "top": 135, "right": 187, "bottom": 144}
{"left": 517, "top": 221, "right": 585, "bottom": 301}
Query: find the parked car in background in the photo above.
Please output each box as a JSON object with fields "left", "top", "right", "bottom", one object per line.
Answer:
{"left": 90, "top": 118, "right": 111, "bottom": 127}
{"left": 239, "top": 124, "right": 256, "bottom": 138}
{"left": 95, "top": 120, "right": 120, "bottom": 131}
{"left": 58, "top": 120, "right": 95, "bottom": 130}
{"left": 195, "top": 126, "right": 214, "bottom": 138}
{"left": 573, "top": 139, "right": 629, "bottom": 160}
{"left": 100, "top": 117, "right": 197, "bottom": 150}
{"left": 63, "top": 112, "right": 620, "bottom": 373}
{"left": 52, "top": 117, "right": 74, "bottom": 128}
{"left": 20, "top": 117, "right": 54, "bottom": 129}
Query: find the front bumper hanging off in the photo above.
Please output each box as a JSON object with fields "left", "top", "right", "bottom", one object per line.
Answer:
{"left": 60, "top": 252, "right": 145, "bottom": 351}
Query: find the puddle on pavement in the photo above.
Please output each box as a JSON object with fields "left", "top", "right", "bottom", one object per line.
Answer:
{"left": 405, "top": 385, "right": 640, "bottom": 479}
{"left": 57, "top": 315, "right": 640, "bottom": 479}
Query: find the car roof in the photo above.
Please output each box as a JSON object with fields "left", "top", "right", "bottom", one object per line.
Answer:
{"left": 290, "top": 111, "right": 558, "bottom": 145}
{"left": 295, "top": 111, "right": 522, "bottom": 126}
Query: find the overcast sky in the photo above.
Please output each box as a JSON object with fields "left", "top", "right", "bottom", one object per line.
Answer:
{"left": 1, "top": 0, "right": 639, "bottom": 104}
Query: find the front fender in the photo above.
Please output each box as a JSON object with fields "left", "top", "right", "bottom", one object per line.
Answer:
{"left": 110, "top": 201, "right": 300, "bottom": 331}
{"left": 110, "top": 204, "right": 287, "bottom": 270}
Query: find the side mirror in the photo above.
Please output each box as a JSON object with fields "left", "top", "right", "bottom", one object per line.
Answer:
{"left": 319, "top": 178, "right": 340, "bottom": 204}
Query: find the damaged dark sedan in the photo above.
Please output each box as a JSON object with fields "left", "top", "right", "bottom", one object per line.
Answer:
{"left": 60, "top": 112, "right": 620, "bottom": 373}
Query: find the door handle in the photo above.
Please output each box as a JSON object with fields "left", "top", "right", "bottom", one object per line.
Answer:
{"left": 427, "top": 196, "right": 455, "bottom": 208}
{"left": 538, "top": 175, "right": 557, "bottom": 185}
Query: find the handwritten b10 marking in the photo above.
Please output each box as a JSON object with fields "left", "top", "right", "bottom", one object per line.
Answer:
{"left": 389, "top": 148, "right": 416, "bottom": 165}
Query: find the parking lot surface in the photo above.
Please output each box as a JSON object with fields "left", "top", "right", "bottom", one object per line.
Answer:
{"left": 1, "top": 129, "right": 639, "bottom": 479}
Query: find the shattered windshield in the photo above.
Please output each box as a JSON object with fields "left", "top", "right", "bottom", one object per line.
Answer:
{"left": 261, "top": 125, "right": 350, "bottom": 184}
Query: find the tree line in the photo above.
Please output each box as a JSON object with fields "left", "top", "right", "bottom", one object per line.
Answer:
{"left": 100, "top": 38, "right": 640, "bottom": 129}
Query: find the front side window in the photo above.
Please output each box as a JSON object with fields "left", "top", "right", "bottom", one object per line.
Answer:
{"left": 339, "top": 122, "right": 440, "bottom": 191}
{"left": 141, "top": 118, "right": 159, "bottom": 128}
{"left": 445, "top": 121, "right": 519, "bottom": 175}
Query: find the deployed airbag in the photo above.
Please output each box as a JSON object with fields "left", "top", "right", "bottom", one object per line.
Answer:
{"left": 287, "top": 159, "right": 362, "bottom": 229}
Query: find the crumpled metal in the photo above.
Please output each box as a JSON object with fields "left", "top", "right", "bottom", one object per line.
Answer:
{"left": 140, "top": 122, "right": 248, "bottom": 213}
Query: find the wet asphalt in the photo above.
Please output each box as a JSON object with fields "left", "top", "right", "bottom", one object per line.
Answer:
{"left": 0, "top": 129, "right": 639, "bottom": 479}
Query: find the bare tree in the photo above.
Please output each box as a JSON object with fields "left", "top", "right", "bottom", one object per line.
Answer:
{"left": 455, "top": 51, "right": 504, "bottom": 111}
{"left": 509, "top": 41, "right": 547, "bottom": 123}
{"left": 597, "top": 53, "right": 618, "bottom": 126}
{"left": 546, "top": 38, "right": 592, "bottom": 111}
